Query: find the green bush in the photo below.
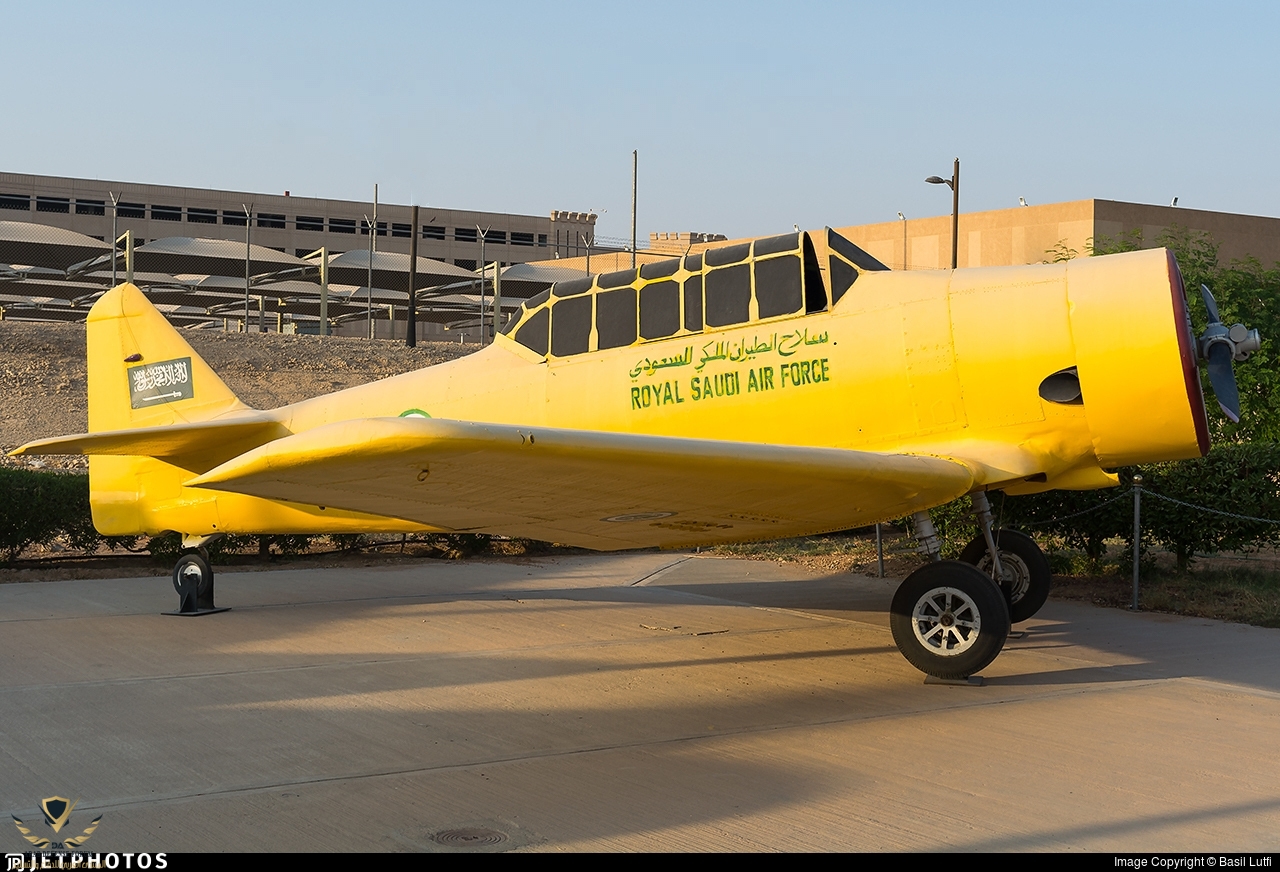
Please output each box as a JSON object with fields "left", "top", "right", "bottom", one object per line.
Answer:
{"left": 0, "top": 468, "right": 100, "bottom": 561}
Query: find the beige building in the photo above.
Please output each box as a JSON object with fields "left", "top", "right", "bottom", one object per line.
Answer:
{"left": 0, "top": 171, "right": 598, "bottom": 269}
{"left": 833, "top": 199, "right": 1280, "bottom": 271}
{"left": 634, "top": 200, "right": 1280, "bottom": 274}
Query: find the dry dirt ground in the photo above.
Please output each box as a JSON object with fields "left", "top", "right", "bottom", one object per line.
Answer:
{"left": 0, "top": 320, "right": 476, "bottom": 469}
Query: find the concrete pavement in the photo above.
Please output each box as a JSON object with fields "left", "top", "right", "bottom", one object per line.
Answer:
{"left": 1, "top": 552, "right": 1278, "bottom": 852}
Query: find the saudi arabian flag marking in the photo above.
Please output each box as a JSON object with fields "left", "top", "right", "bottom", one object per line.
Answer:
{"left": 128, "top": 357, "right": 194, "bottom": 408}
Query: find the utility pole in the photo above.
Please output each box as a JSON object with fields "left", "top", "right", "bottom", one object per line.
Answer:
{"left": 477, "top": 225, "right": 490, "bottom": 345}
{"left": 367, "top": 183, "right": 378, "bottom": 339}
{"left": 242, "top": 203, "right": 253, "bottom": 329}
{"left": 319, "top": 246, "right": 329, "bottom": 336}
{"left": 630, "top": 149, "right": 638, "bottom": 270}
{"left": 109, "top": 193, "right": 119, "bottom": 287}
{"left": 493, "top": 258, "right": 501, "bottom": 337}
{"left": 407, "top": 204, "right": 419, "bottom": 347}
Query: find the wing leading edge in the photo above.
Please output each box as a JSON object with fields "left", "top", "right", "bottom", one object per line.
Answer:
{"left": 186, "top": 417, "right": 974, "bottom": 549}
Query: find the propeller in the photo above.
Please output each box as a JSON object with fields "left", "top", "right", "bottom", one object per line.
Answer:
{"left": 1198, "top": 284, "right": 1260, "bottom": 424}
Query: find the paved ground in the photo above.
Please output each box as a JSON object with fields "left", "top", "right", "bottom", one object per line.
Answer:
{"left": 1, "top": 553, "right": 1278, "bottom": 852}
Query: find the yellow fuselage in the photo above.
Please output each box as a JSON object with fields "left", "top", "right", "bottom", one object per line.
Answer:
{"left": 85, "top": 246, "right": 1207, "bottom": 540}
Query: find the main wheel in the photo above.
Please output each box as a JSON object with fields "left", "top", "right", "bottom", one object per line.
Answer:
{"left": 172, "top": 552, "right": 213, "bottom": 599}
{"left": 959, "top": 529, "right": 1051, "bottom": 623}
{"left": 889, "top": 561, "right": 1010, "bottom": 679}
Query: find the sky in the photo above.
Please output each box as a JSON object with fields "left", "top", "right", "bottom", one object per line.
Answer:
{"left": 7, "top": 1, "right": 1280, "bottom": 243}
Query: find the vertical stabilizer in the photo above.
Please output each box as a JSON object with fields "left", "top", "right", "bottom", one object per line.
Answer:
{"left": 87, "top": 283, "right": 252, "bottom": 433}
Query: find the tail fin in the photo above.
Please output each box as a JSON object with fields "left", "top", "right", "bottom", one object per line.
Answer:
{"left": 88, "top": 283, "right": 253, "bottom": 433}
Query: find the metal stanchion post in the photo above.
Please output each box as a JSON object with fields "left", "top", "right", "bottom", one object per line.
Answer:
{"left": 1132, "top": 475, "right": 1143, "bottom": 611}
{"left": 875, "top": 523, "right": 885, "bottom": 578}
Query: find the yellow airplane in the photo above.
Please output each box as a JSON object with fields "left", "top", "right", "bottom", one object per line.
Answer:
{"left": 12, "top": 228, "right": 1260, "bottom": 680}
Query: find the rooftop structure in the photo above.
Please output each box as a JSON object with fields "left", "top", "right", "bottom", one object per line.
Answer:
{"left": 0, "top": 171, "right": 598, "bottom": 269}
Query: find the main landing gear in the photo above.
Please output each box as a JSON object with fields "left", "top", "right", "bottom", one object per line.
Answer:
{"left": 889, "top": 492, "right": 1050, "bottom": 680}
{"left": 163, "top": 537, "right": 230, "bottom": 617}
{"left": 958, "top": 528, "right": 1051, "bottom": 624}
{"left": 889, "top": 560, "right": 1010, "bottom": 680}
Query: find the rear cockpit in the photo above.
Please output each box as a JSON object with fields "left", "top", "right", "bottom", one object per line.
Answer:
{"left": 500, "top": 228, "right": 887, "bottom": 358}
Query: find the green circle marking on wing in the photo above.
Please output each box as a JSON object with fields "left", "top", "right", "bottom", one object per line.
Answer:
{"left": 399, "top": 409, "right": 432, "bottom": 418}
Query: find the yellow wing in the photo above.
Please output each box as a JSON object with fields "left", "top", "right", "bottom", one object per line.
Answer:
{"left": 187, "top": 418, "right": 973, "bottom": 549}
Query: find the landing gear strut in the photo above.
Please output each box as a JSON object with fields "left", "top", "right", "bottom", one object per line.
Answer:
{"left": 959, "top": 492, "right": 1051, "bottom": 624}
{"left": 163, "top": 546, "right": 230, "bottom": 616}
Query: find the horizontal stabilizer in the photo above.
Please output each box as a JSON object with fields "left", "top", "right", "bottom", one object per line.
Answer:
{"left": 186, "top": 417, "right": 974, "bottom": 549}
{"left": 11, "top": 414, "right": 285, "bottom": 458}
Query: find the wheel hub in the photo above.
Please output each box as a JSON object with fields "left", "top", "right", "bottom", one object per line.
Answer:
{"left": 911, "top": 586, "right": 981, "bottom": 655}
{"left": 978, "top": 551, "right": 1031, "bottom": 603}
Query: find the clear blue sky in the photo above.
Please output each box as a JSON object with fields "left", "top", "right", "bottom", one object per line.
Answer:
{"left": 8, "top": 1, "right": 1280, "bottom": 242}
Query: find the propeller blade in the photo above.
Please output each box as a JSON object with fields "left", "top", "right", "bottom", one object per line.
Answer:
{"left": 1201, "top": 284, "right": 1222, "bottom": 324}
{"left": 1206, "top": 341, "right": 1241, "bottom": 423}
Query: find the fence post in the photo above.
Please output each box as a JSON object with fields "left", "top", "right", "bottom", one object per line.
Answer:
{"left": 875, "top": 523, "right": 884, "bottom": 578}
{"left": 1132, "top": 474, "right": 1143, "bottom": 611}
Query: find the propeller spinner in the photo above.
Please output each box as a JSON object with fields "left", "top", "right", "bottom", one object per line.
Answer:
{"left": 1198, "top": 284, "right": 1261, "bottom": 423}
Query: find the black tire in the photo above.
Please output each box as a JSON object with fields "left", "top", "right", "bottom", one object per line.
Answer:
{"left": 959, "top": 529, "right": 1051, "bottom": 623}
{"left": 172, "top": 552, "right": 213, "bottom": 599}
{"left": 889, "top": 561, "right": 1010, "bottom": 679}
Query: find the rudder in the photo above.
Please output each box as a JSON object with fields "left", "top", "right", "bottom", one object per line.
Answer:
{"left": 88, "top": 283, "right": 252, "bottom": 433}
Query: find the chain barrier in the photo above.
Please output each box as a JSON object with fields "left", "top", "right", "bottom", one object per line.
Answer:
{"left": 1140, "top": 490, "right": 1280, "bottom": 525}
{"left": 1013, "top": 491, "right": 1133, "bottom": 527}
{"left": 1006, "top": 488, "right": 1280, "bottom": 530}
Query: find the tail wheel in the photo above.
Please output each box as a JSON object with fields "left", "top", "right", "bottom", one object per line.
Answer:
{"left": 172, "top": 552, "right": 213, "bottom": 599}
{"left": 890, "top": 561, "right": 1010, "bottom": 679}
{"left": 959, "top": 529, "right": 1051, "bottom": 623}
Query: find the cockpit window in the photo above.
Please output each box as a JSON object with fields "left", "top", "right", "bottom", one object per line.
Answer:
{"left": 639, "top": 258, "right": 679, "bottom": 280}
{"left": 827, "top": 227, "right": 889, "bottom": 271}
{"left": 552, "top": 276, "right": 593, "bottom": 297}
{"left": 551, "top": 295, "right": 592, "bottom": 356}
{"left": 683, "top": 274, "right": 703, "bottom": 332}
{"left": 704, "top": 241, "right": 750, "bottom": 267}
{"left": 639, "top": 280, "right": 680, "bottom": 340}
{"left": 514, "top": 306, "right": 549, "bottom": 355}
{"left": 596, "top": 287, "right": 638, "bottom": 349}
{"left": 704, "top": 263, "right": 751, "bottom": 327}
{"left": 754, "top": 255, "right": 802, "bottom": 319}
{"left": 598, "top": 268, "right": 635, "bottom": 289}
{"left": 502, "top": 228, "right": 884, "bottom": 358}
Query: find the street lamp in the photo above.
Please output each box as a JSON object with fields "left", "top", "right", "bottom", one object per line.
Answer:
{"left": 897, "top": 211, "right": 907, "bottom": 270}
{"left": 925, "top": 157, "right": 959, "bottom": 269}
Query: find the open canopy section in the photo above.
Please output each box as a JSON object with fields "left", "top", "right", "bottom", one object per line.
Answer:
{"left": 319, "top": 249, "right": 477, "bottom": 293}
{"left": 0, "top": 221, "right": 111, "bottom": 271}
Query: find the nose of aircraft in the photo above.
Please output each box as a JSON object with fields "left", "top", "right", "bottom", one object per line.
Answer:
{"left": 1198, "top": 283, "right": 1262, "bottom": 424}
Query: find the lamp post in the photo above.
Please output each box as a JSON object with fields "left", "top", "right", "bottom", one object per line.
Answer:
{"left": 897, "top": 211, "right": 907, "bottom": 270}
{"left": 925, "top": 158, "right": 959, "bottom": 269}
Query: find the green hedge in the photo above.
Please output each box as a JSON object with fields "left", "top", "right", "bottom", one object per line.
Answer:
{"left": 7, "top": 445, "right": 1280, "bottom": 570}
{"left": 0, "top": 467, "right": 100, "bottom": 561}
{"left": 936, "top": 443, "right": 1280, "bottom": 570}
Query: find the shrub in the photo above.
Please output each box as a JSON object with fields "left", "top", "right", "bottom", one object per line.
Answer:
{"left": 0, "top": 468, "right": 99, "bottom": 561}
